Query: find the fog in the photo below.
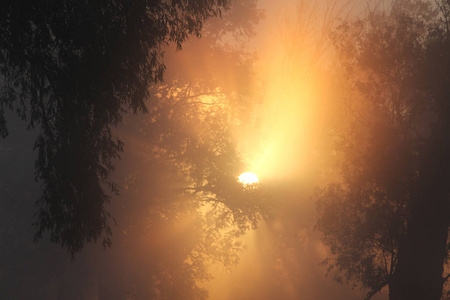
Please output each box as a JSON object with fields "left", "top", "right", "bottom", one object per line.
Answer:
{"left": 2, "top": 0, "right": 449, "bottom": 299}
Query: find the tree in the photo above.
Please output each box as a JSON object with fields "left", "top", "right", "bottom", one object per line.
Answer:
{"left": 316, "top": 1, "right": 450, "bottom": 299}
{"left": 83, "top": 2, "right": 265, "bottom": 298}
{"left": 0, "top": 0, "right": 230, "bottom": 255}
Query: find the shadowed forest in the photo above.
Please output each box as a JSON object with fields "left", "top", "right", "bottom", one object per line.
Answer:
{"left": 0, "top": 0, "right": 449, "bottom": 299}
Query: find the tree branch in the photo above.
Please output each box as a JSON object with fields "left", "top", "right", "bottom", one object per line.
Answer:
{"left": 364, "top": 278, "right": 389, "bottom": 300}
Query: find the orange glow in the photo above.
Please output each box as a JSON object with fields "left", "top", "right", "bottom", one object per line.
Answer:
{"left": 238, "top": 172, "right": 259, "bottom": 185}
{"left": 235, "top": 0, "right": 340, "bottom": 182}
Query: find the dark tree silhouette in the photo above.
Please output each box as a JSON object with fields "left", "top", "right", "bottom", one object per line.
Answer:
{"left": 316, "top": 1, "right": 450, "bottom": 299}
{"left": 73, "top": 2, "right": 264, "bottom": 299}
{"left": 0, "top": 0, "right": 231, "bottom": 255}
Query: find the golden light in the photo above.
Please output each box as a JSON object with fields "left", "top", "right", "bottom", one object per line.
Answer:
{"left": 232, "top": 0, "right": 337, "bottom": 183}
{"left": 238, "top": 172, "right": 259, "bottom": 185}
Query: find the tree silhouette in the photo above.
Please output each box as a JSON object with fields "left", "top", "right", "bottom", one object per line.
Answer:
{"left": 84, "top": 2, "right": 264, "bottom": 298}
{"left": 0, "top": 0, "right": 230, "bottom": 255}
{"left": 316, "top": 1, "right": 449, "bottom": 299}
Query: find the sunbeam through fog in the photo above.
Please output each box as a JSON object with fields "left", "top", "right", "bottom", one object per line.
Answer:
{"left": 1, "top": 0, "right": 449, "bottom": 299}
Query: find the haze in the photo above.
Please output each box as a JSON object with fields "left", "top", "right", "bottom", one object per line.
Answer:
{"left": 1, "top": 0, "right": 448, "bottom": 300}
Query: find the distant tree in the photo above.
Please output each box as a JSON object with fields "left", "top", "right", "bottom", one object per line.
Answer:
{"left": 89, "top": 2, "right": 265, "bottom": 299}
{"left": 316, "top": 1, "right": 450, "bottom": 299}
{"left": 0, "top": 0, "right": 230, "bottom": 255}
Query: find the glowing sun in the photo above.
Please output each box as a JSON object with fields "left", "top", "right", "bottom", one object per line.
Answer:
{"left": 238, "top": 172, "right": 259, "bottom": 185}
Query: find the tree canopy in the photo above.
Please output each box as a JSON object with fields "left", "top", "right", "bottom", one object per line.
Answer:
{"left": 316, "top": 1, "right": 450, "bottom": 299}
{"left": 0, "top": 0, "right": 231, "bottom": 255}
{"left": 0, "top": 1, "right": 267, "bottom": 298}
{"left": 83, "top": 1, "right": 265, "bottom": 297}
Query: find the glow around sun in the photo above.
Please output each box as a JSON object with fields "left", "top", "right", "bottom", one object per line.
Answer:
{"left": 238, "top": 172, "right": 259, "bottom": 185}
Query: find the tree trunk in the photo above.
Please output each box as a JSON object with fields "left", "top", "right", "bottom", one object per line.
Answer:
{"left": 390, "top": 200, "right": 448, "bottom": 300}
{"left": 390, "top": 144, "right": 450, "bottom": 300}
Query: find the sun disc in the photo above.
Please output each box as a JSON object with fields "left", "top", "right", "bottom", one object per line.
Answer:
{"left": 238, "top": 172, "right": 259, "bottom": 185}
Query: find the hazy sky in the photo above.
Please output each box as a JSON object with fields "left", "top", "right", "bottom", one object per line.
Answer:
{"left": 203, "top": 1, "right": 389, "bottom": 299}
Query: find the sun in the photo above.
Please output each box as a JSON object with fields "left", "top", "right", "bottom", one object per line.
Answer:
{"left": 238, "top": 172, "right": 259, "bottom": 185}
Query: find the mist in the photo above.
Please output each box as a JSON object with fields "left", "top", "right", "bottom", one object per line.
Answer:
{"left": 1, "top": 0, "right": 449, "bottom": 299}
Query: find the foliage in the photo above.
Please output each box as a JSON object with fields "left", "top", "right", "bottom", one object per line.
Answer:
{"left": 93, "top": 2, "right": 265, "bottom": 298}
{"left": 0, "top": 0, "right": 230, "bottom": 255}
{"left": 146, "top": 79, "right": 264, "bottom": 231}
{"left": 315, "top": 0, "right": 450, "bottom": 299}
